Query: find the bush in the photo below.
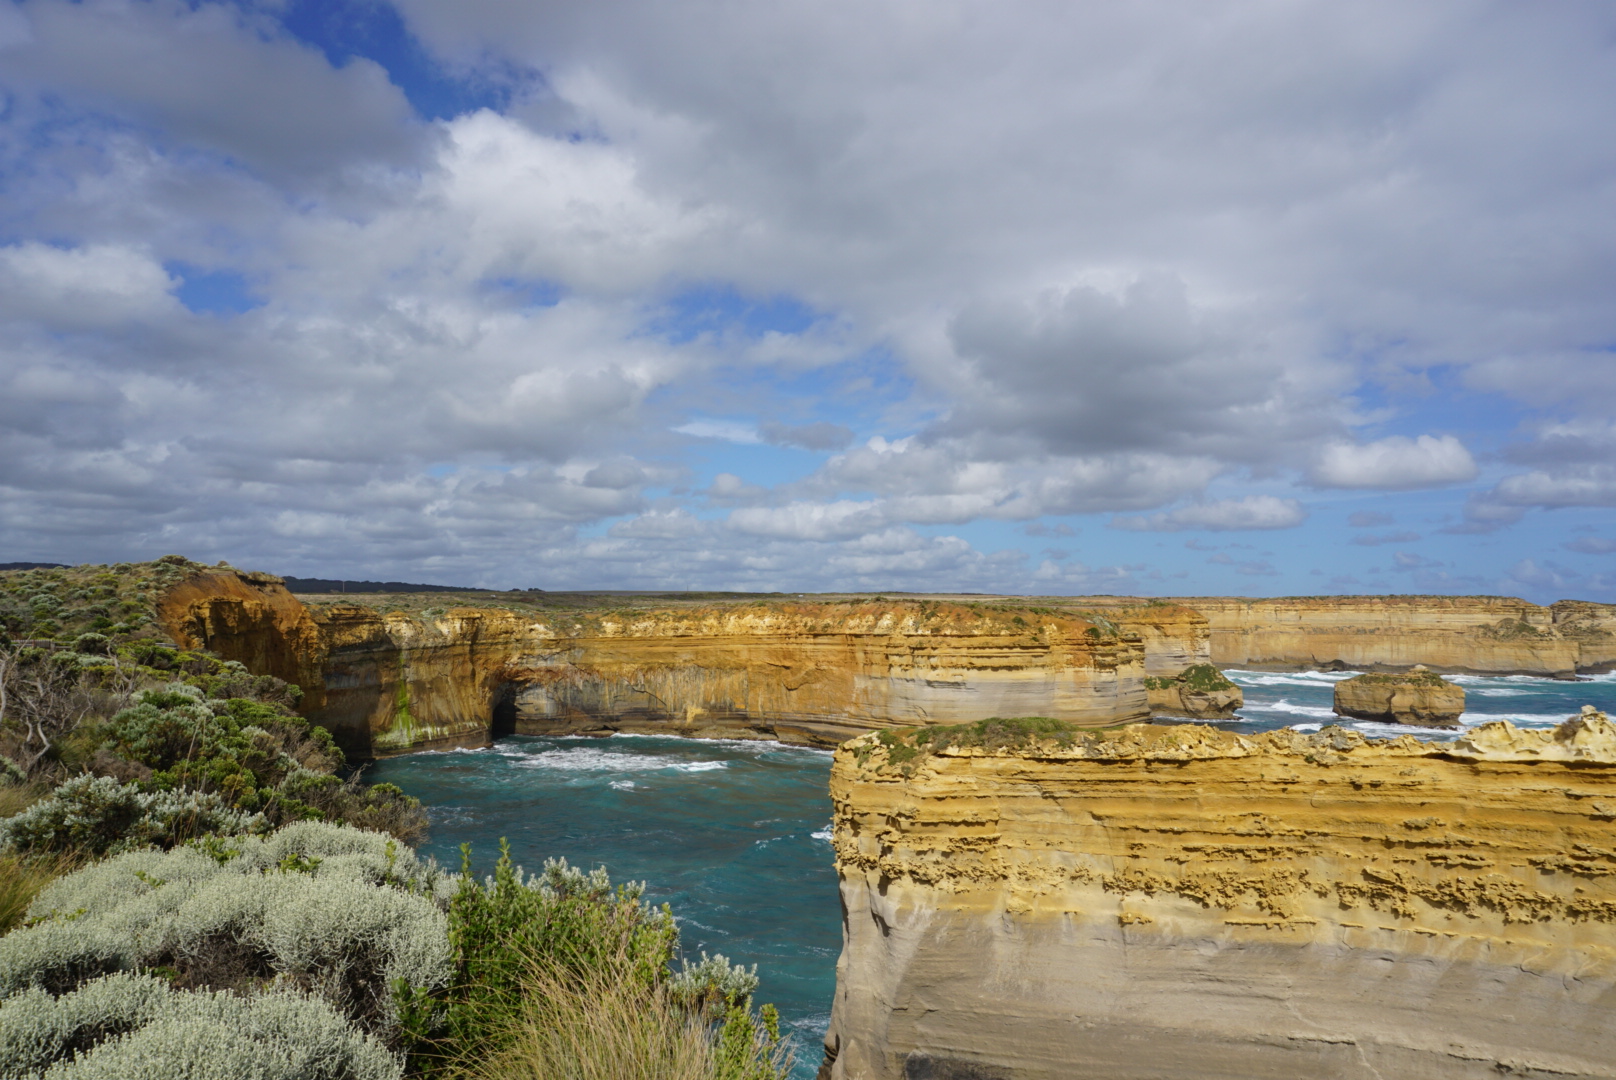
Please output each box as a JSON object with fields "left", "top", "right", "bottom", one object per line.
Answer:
{"left": 0, "top": 974, "right": 402, "bottom": 1080}
{"left": 6, "top": 823, "right": 453, "bottom": 1031}
{"left": 0, "top": 775, "right": 265, "bottom": 857}
{"left": 407, "top": 843, "right": 787, "bottom": 1079}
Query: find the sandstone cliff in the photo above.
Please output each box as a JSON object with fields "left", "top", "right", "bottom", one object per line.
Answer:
{"left": 821, "top": 712, "right": 1616, "bottom": 1080}
{"left": 1333, "top": 666, "right": 1465, "bottom": 727}
{"left": 1180, "top": 595, "right": 1611, "bottom": 677}
{"left": 158, "top": 571, "right": 1151, "bottom": 757}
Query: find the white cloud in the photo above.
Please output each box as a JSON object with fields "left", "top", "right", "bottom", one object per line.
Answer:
{"left": 728, "top": 500, "right": 886, "bottom": 541}
{"left": 1110, "top": 495, "right": 1307, "bottom": 533}
{"left": 1309, "top": 435, "right": 1477, "bottom": 490}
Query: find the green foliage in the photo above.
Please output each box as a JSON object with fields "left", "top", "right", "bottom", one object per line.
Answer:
{"left": 413, "top": 842, "right": 678, "bottom": 1062}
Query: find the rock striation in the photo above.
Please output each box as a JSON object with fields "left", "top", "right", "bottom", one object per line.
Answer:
{"left": 1184, "top": 595, "right": 1613, "bottom": 677}
{"left": 157, "top": 570, "right": 1153, "bottom": 757}
{"left": 1333, "top": 666, "right": 1465, "bottom": 727}
{"left": 820, "top": 712, "right": 1616, "bottom": 1080}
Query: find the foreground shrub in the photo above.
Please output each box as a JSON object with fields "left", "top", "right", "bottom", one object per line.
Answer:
{"left": 408, "top": 842, "right": 787, "bottom": 1079}
{"left": 1, "top": 822, "right": 453, "bottom": 1034}
{"left": 0, "top": 973, "right": 401, "bottom": 1080}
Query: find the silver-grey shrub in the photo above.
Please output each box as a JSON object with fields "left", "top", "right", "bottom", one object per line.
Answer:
{"left": 0, "top": 973, "right": 401, "bottom": 1080}
{"left": 3, "top": 823, "right": 453, "bottom": 1034}
{"left": 0, "top": 776, "right": 266, "bottom": 857}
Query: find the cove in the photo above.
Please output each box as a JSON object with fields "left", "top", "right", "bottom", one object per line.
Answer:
{"left": 366, "top": 671, "right": 1616, "bottom": 1078}
{"left": 367, "top": 733, "right": 840, "bottom": 1078}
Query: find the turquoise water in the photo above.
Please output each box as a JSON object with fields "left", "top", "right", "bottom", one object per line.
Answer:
{"left": 367, "top": 671, "right": 1616, "bottom": 1076}
{"left": 367, "top": 735, "right": 840, "bottom": 1078}
{"left": 1223, "top": 668, "right": 1616, "bottom": 739}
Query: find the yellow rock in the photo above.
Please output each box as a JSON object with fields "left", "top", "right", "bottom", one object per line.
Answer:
{"left": 1332, "top": 665, "right": 1465, "bottom": 726}
{"left": 819, "top": 715, "right": 1616, "bottom": 1079}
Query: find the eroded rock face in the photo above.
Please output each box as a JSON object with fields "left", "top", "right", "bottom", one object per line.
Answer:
{"left": 159, "top": 570, "right": 1152, "bottom": 757}
{"left": 1332, "top": 666, "right": 1465, "bottom": 727}
{"left": 820, "top": 714, "right": 1616, "bottom": 1080}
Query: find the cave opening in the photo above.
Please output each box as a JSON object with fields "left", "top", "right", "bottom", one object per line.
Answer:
{"left": 490, "top": 682, "right": 518, "bottom": 738}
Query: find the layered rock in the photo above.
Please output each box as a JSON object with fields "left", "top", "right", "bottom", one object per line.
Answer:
{"left": 1187, "top": 595, "right": 1600, "bottom": 677}
{"left": 159, "top": 570, "right": 1150, "bottom": 757}
{"left": 820, "top": 712, "right": 1616, "bottom": 1080}
{"left": 1333, "top": 666, "right": 1465, "bottom": 727}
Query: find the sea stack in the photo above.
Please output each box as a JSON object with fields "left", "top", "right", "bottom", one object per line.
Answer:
{"left": 1144, "top": 662, "right": 1243, "bottom": 719}
{"left": 1332, "top": 666, "right": 1465, "bottom": 727}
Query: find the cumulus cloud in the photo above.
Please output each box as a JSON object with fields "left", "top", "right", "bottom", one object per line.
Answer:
{"left": 1566, "top": 536, "right": 1616, "bottom": 555}
{"left": 1309, "top": 435, "right": 1477, "bottom": 490}
{"left": 1110, "top": 496, "right": 1308, "bottom": 533}
{"left": 3, "top": 0, "right": 1616, "bottom": 592}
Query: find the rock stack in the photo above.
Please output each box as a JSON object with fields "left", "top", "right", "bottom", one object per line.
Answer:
{"left": 1332, "top": 665, "right": 1465, "bottom": 727}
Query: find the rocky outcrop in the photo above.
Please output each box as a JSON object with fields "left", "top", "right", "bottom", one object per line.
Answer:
{"left": 1333, "top": 666, "right": 1465, "bottom": 727}
{"left": 159, "top": 570, "right": 1151, "bottom": 757}
{"left": 1144, "top": 662, "right": 1243, "bottom": 719}
{"left": 820, "top": 712, "right": 1616, "bottom": 1080}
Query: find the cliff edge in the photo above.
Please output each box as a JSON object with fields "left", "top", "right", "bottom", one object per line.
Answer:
{"left": 821, "top": 712, "right": 1616, "bottom": 1079}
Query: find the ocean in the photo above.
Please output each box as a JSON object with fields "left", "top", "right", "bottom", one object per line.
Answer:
{"left": 367, "top": 670, "right": 1616, "bottom": 1077}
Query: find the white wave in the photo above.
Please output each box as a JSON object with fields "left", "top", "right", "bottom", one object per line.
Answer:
{"left": 609, "top": 780, "right": 636, "bottom": 790}
{"left": 810, "top": 826, "right": 833, "bottom": 842}
{"left": 604, "top": 732, "right": 834, "bottom": 756}
{"left": 1471, "top": 688, "right": 1530, "bottom": 697}
{"left": 1241, "top": 699, "right": 1338, "bottom": 720}
{"left": 1460, "top": 711, "right": 1575, "bottom": 728}
{"left": 674, "top": 760, "right": 728, "bottom": 772}
{"left": 1225, "top": 670, "right": 1358, "bottom": 688}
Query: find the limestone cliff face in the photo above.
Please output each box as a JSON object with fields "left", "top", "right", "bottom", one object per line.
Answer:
{"left": 1182, "top": 595, "right": 1610, "bottom": 677}
{"left": 821, "top": 713, "right": 1616, "bottom": 1080}
{"left": 159, "top": 571, "right": 1149, "bottom": 757}
{"left": 1333, "top": 667, "right": 1465, "bottom": 727}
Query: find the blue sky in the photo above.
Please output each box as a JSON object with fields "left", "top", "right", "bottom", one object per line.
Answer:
{"left": 0, "top": 1, "right": 1614, "bottom": 602}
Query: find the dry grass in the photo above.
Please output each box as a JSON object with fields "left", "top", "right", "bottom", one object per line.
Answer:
{"left": 0, "top": 783, "right": 78, "bottom": 935}
{"left": 451, "top": 968, "right": 710, "bottom": 1080}
{"left": 0, "top": 850, "right": 79, "bottom": 934}
{"left": 448, "top": 962, "right": 789, "bottom": 1080}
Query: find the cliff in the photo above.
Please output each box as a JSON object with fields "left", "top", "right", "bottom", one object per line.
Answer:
{"left": 157, "top": 570, "right": 1151, "bottom": 757}
{"left": 1180, "top": 595, "right": 1614, "bottom": 677}
{"left": 820, "top": 712, "right": 1616, "bottom": 1080}
{"left": 1333, "top": 666, "right": 1465, "bottom": 727}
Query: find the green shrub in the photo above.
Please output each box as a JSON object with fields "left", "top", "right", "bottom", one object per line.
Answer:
{"left": 405, "top": 843, "right": 786, "bottom": 1077}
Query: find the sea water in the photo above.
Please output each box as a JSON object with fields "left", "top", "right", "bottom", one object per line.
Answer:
{"left": 367, "top": 671, "right": 1616, "bottom": 1077}
{"left": 367, "top": 734, "right": 841, "bottom": 1077}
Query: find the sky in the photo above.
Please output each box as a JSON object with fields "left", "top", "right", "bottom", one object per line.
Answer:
{"left": 1, "top": 0, "right": 1614, "bottom": 601}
